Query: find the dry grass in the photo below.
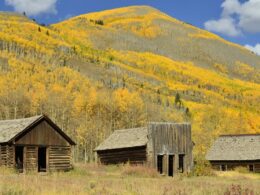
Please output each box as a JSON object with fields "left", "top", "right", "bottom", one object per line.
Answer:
{"left": 0, "top": 164, "right": 259, "bottom": 195}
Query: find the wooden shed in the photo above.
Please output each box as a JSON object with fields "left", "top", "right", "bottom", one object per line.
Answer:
{"left": 206, "top": 134, "right": 260, "bottom": 173}
{"left": 95, "top": 122, "right": 193, "bottom": 176}
{"left": 0, "top": 115, "right": 76, "bottom": 173}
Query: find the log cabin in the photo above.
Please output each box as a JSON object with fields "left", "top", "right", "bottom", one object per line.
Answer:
{"left": 95, "top": 122, "right": 193, "bottom": 176}
{"left": 0, "top": 115, "right": 76, "bottom": 173}
{"left": 206, "top": 134, "right": 260, "bottom": 173}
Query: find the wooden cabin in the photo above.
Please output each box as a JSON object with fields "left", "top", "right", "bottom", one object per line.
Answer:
{"left": 206, "top": 134, "right": 260, "bottom": 173}
{"left": 0, "top": 115, "right": 76, "bottom": 173}
{"left": 95, "top": 122, "right": 193, "bottom": 176}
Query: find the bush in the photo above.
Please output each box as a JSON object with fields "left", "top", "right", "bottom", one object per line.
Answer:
{"left": 95, "top": 20, "right": 104, "bottom": 25}
{"left": 189, "top": 159, "right": 215, "bottom": 176}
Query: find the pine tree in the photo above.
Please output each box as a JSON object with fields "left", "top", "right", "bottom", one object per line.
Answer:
{"left": 175, "top": 93, "right": 182, "bottom": 109}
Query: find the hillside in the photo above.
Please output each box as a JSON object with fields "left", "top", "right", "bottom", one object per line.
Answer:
{"left": 54, "top": 6, "right": 260, "bottom": 82}
{"left": 0, "top": 6, "right": 259, "bottom": 160}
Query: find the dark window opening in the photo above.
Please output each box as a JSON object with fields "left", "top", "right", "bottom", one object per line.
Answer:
{"left": 15, "top": 146, "right": 24, "bottom": 172}
{"left": 157, "top": 155, "right": 163, "bottom": 174}
{"left": 249, "top": 165, "right": 254, "bottom": 172}
{"left": 38, "top": 147, "right": 47, "bottom": 172}
{"left": 220, "top": 165, "right": 227, "bottom": 171}
{"left": 168, "top": 155, "right": 174, "bottom": 177}
{"left": 179, "top": 154, "right": 184, "bottom": 173}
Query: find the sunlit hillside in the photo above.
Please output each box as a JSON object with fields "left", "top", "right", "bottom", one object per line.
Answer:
{"left": 0, "top": 6, "right": 259, "bottom": 160}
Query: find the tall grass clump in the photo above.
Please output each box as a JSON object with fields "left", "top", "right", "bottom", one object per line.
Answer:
{"left": 234, "top": 166, "right": 249, "bottom": 174}
{"left": 0, "top": 166, "right": 16, "bottom": 175}
{"left": 121, "top": 164, "right": 160, "bottom": 178}
{"left": 224, "top": 184, "right": 254, "bottom": 195}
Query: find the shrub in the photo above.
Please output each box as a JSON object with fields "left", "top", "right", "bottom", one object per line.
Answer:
{"left": 95, "top": 20, "right": 104, "bottom": 25}
{"left": 189, "top": 158, "right": 215, "bottom": 176}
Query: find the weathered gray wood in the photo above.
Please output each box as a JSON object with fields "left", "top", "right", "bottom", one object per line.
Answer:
{"left": 49, "top": 146, "right": 72, "bottom": 171}
{"left": 24, "top": 146, "right": 37, "bottom": 172}
{"left": 211, "top": 160, "right": 260, "bottom": 173}
{"left": 15, "top": 120, "right": 69, "bottom": 146}
{"left": 97, "top": 122, "right": 193, "bottom": 176}
{"left": 147, "top": 123, "right": 193, "bottom": 175}
{"left": 0, "top": 116, "right": 75, "bottom": 173}
{"left": 97, "top": 146, "right": 147, "bottom": 165}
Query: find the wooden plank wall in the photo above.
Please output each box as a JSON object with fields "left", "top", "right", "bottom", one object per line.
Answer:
{"left": 16, "top": 120, "right": 69, "bottom": 146}
{"left": 147, "top": 123, "right": 193, "bottom": 175}
{"left": 49, "top": 146, "right": 72, "bottom": 171}
{"left": 97, "top": 146, "right": 147, "bottom": 165}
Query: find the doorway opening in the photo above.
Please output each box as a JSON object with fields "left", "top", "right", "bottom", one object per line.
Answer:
{"left": 38, "top": 147, "right": 47, "bottom": 172}
{"left": 249, "top": 165, "right": 254, "bottom": 172}
{"left": 15, "top": 146, "right": 24, "bottom": 172}
{"left": 157, "top": 155, "right": 163, "bottom": 174}
{"left": 220, "top": 164, "right": 227, "bottom": 171}
{"left": 168, "top": 155, "right": 174, "bottom": 177}
{"left": 179, "top": 154, "right": 184, "bottom": 173}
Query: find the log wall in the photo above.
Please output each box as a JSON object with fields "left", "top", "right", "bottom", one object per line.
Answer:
{"left": 49, "top": 146, "right": 72, "bottom": 171}
{"left": 24, "top": 146, "right": 38, "bottom": 172}
{"left": 97, "top": 146, "right": 147, "bottom": 165}
{"left": 147, "top": 123, "right": 193, "bottom": 175}
{"left": 0, "top": 144, "right": 14, "bottom": 168}
{"left": 211, "top": 160, "right": 260, "bottom": 173}
{"left": 0, "top": 118, "right": 75, "bottom": 172}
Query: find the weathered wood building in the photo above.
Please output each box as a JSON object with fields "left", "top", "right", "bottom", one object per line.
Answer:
{"left": 95, "top": 122, "right": 193, "bottom": 176}
{"left": 206, "top": 134, "right": 260, "bottom": 173}
{"left": 0, "top": 115, "right": 76, "bottom": 173}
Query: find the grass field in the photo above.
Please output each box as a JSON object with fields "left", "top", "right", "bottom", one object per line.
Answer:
{"left": 0, "top": 164, "right": 259, "bottom": 195}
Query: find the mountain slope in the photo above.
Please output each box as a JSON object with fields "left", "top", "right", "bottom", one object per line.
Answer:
{"left": 0, "top": 6, "right": 259, "bottom": 158}
{"left": 54, "top": 6, "right": 260, "bottom": 82}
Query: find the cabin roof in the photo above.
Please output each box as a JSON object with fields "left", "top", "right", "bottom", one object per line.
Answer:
{"left": 0, "top": 115, "right": 76, "bottom": 145}
{"left": 95, "top": 127, "right": 148, "bottom": 151}
{"left": 206, "top": 134, "right": 260, "bottom": 161}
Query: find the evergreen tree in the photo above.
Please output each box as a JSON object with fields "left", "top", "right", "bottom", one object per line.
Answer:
{"left": 175, "top": 93, "right": 182, "bottom": 109}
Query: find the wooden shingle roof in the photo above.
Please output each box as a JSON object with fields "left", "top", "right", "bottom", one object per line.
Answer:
{"left": 0, "top": 115, "right": 76, "bottom": 145}
{"left": 206, "top": 134, "right": 260, "bottom": 161}
{"left": 95, "top": 127, "right": 148, "bottom": 151}
{"left": 0, "top": 115, "right": 43, "bottom": 143}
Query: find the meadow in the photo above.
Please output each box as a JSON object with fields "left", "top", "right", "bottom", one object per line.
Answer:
{"left": 0, "top": 164, "right": 259, "bottom": 195}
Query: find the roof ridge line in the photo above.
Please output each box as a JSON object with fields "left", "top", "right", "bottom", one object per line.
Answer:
{"left": 114, "top": 127, "right": 146, "bottom": 132}
{"left": 0, "top": 115, "right": 44, "bottom": 122}
{"left": 220, "top": 134, "right": 260, "bottom": 137}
